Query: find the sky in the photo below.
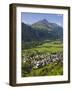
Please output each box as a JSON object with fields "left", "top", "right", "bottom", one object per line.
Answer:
{"left": 21, "top": 12, "right": 63, "bottom": 27}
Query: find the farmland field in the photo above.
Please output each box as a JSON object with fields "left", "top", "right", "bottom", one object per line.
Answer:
{"left": 22, "top": 40, "right": 63, "bottom": 77}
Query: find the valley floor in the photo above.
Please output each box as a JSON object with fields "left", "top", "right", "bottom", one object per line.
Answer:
{"left": 22, "top": 40, "right": 63, "bottom": 77}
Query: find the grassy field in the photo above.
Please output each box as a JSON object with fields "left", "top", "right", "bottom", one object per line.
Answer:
{"left": 22, "top": 40, "right": 63, "bottom": 77}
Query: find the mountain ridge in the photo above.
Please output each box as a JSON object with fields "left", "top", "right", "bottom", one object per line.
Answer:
{"left": 22, "top": 19, "right": 63, "bottom": 42}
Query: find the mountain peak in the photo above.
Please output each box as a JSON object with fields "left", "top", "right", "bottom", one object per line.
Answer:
{"left": 32, "top": 19, "right": 49, "bottom": 26}
{"left": 42, "top": 19, "right": 48, "bottom": 22}
{"left": 39, "top": 19, "right": 49, "bottom": 24}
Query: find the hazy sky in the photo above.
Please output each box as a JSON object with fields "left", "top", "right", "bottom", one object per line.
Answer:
{"left": 21, "top": 12, "right": 63, "bottom": 27}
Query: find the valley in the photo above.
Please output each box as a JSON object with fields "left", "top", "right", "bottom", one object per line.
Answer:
{"left": 21, "top": 19, "right": 63, "bottom": 77}
{"left": 22, "top": 40, "right": 63, "bottom": 77}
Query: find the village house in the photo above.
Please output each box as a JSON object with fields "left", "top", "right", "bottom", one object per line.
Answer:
{"left": 22, "top": 53, "right": 63, "bottom": 69}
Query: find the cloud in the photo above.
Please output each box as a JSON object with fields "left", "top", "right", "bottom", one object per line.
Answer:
{"left": 57, "top": 22, "right": 62, "bottom": 26}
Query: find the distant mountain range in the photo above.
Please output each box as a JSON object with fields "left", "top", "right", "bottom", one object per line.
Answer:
{"left": 22, "top": 19, "right": 63, "bottom": 42}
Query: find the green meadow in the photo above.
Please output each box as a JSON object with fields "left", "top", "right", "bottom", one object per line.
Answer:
{"left": 22, "top": 40, "right": 63, "bottom": 77}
